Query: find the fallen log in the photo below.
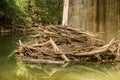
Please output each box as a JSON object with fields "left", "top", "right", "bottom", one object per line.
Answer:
{"left": 74, "top": 38, "right": 114, "bottom": 56}
{"left": 23, "top": 58, "right": 65, "bottom": 64}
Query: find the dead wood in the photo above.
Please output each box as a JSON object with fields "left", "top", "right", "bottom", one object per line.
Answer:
{"left": 49, "top": 38, "right": 69, "bottom": 62}
{"left": 30, "top": 39, "right": 51, "bottom": 47}
{"left": 23, "top": 58, "right": 65, "bottom": 64}
{"left": 14, "top": 25, "right": 120, "bottom": 65}
{"left": 74, "top": 38, "right": 114, "bottom": 56}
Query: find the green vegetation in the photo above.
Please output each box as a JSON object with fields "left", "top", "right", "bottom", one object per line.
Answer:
{"left": 0, "top": 0, "right": 63, "bottom": 27}
{"left": 34, "top": 0, "right": 63, "bottom": 25}
{"left": 0, "top": 0, "right": 28, "bottom": 26}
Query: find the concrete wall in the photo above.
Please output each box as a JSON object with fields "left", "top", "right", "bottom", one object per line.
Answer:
{"left": 68, "top": 0, "right": 120, "bottom": 41}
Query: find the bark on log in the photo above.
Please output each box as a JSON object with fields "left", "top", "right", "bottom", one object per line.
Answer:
{"left": 74, "top": 38, "right": 114, "bottom": 56}
{"left": 23, "top": 59, "right": 65, "bottom": 64}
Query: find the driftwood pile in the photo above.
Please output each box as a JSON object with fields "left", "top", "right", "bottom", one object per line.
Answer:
{"left": 15, "top": 25, "right": 120, "bottom": 64}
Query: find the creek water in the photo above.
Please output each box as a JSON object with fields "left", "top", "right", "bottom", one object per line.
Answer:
{"left": 0, "top": 35, "right": 120, "bottom": 80}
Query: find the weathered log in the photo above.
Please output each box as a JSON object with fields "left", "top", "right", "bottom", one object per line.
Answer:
{"left": 73, "top": 39, "right": 114, "bottom": 56}
{"left": 23, "top": 58, "right": 65, "bottom": 64}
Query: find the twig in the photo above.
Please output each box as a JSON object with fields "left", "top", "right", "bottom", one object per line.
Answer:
{"left": 30, "top": 38, "right": 70, "bottom": 62}
{"left": 18, "top": 40, "right": 34, "bottom": 54}
{"left": 66, "top": 27, "right": 97, "bottom": 37}
{"left": 29, "top": 38, "right": 70, "bottom": 62}
{"left": 30, "top": 40, "right": 51, "bottom": 47}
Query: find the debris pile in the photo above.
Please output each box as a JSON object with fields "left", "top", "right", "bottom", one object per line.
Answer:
{"left": 15, "top": 25, "right": 120, "bottom": 64}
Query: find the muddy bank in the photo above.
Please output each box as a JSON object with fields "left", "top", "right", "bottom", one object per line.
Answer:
{"left": 14, "top": 25, "right": 120, "bottom": 64}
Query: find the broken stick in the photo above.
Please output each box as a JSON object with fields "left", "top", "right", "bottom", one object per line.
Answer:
{"left": 49, "top": 38, "right": 70, "bottom": 62}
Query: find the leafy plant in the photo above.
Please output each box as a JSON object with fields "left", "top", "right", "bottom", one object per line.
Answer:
{"left": 0, "top": 0, "right": 63, "bottom": 27}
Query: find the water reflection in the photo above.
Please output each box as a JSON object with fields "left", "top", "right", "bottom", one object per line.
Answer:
{"left": 14, "top": 62, "right": 120, "bottom": 80}
{"left": 0, "top": 34, "right": 29, "bottom": 80}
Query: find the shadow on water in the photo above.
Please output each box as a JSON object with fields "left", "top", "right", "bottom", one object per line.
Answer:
{"left": 0, "top": 34, "right": 120, "bottom": 80}
{"left": 0, "top": 34, "right": 29, "bottom": 80}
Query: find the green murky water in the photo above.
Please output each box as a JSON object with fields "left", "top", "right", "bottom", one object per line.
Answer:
{"left": 0, "top": 35, "right": 120, "bottom": 80}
